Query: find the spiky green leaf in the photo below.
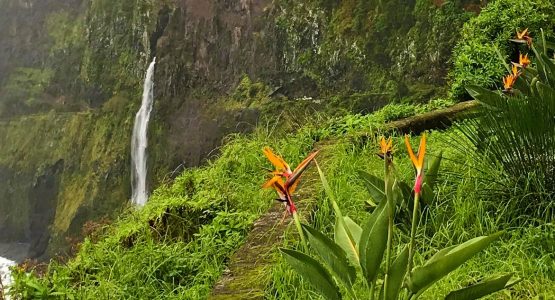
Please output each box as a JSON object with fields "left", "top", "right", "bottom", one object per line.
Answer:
{"left": 359, "top": 200, "right": 388, "bottom": 286}
{"left": 408, "top": 232, "right": 502, "bottom": 297}
{"left": 302, "top": 224, "right": 356, "bottom": 290}
{"left": 358, "top": 170, "right": 386, "bottom": 204}
{"left": 280, "top": 248, "right": 341, "bottom": 300}
{"left": 335, "top": 216, "right": 359, "bottom": 265}
{"left": 385, "top": 246, "right": 409, "bottom": 300}
{"left": 343, "top": 216, "right": 362, "bottom": 245}
{"left": 445, "top": 274, "right": 520, "bottom": 300}
{"left": 425, "top": 152, "right": 442, "bottom": 190}
{"left": 317, "top": 163, "right": 359, "bottom": 265}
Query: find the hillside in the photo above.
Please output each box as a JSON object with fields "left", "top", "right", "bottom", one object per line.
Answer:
{"left": 2, "top": 0, "right": 555, "bottom": 299}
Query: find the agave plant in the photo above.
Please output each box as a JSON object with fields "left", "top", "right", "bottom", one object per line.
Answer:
{"left": 278, "top": 135, "right": 519, "bottom": 299}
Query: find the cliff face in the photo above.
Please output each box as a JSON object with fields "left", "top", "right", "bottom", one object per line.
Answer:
{"left": 0, "top": 0, "right": 477, "bottom": 257}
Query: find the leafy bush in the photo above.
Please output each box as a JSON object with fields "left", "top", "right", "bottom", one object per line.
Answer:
{"left": 458, "top": 31, "right": 555, "bottom": 218}
{"left": 449, "top": 0, "right": 555, "bottom": 99}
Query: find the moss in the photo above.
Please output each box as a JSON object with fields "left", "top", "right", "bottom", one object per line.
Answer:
{"left": 275, "top": 0, "right": 472, "bottom": 103}
{"left": 0, "top": 100, "right": 142, "bottom": 255}
{"left": 0, "top": 68, "right": 54, "bottom": 115}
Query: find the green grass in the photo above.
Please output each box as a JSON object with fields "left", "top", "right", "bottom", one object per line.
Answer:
{"left": 266, "top": 129, "right": 555, "bottom": 299}
{"left": 10, "top": 124, "right": 317, "bottom": 299}
{"left": 10, "top": 103, "right": 555, "bottom": 299}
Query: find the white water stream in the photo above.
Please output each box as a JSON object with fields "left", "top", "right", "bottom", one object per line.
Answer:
{"left": 0, "top": 256, "right": 16, "bottom": 293}
{"left": 131, "top": 57, "right": 156, "bottom": 206}
{"left": 0, "top": 243, "right": 29, "bottom": 298}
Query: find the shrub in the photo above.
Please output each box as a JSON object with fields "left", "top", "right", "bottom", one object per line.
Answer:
{"left": 458, "top": 31, "right": 555, "bottom": 218}
{"left": 449, "top": 0, "right": 555, "bottom": 99}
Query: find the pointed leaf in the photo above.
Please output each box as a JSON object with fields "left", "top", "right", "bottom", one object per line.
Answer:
{"left": 335, "top": 217, "right": 360, "bottom": 265}
{"left": 465, "top": 85, "right": 504, "bottom": 108}
{"left": 303, "top": 224, "right": 356, "bottom": 290}
{"left": 425, "top": 152, "right": 442, "bottom": 189}
{"left": 445, "top": 274, "right": 520, "bottom": 300}
{"left": 280, "top": 248, "right": 341, "bottom": 300}
{"left": 318, "top": 162, "right": 359, "bottom": 265}
{"left": 397, "top": 181, "right": 413, "bottom": 202}
{"left": 421, "top": 184, "right": 435, "bottom": 205}
{"left": 385, "top": 246, "right": 409, "bottom": 300}
{"left": 426, "top": 245, "right": 457, "bottom": 265}
{"left": 408, "top": 232, "right": 503, "bottom": 297}
{"left": 359, "top": 200, "right": 388, "bottom": 286}
{"left": 344, "top": 216, "right": 362, "bottom": 245}
{"left": 540, "top": 53, "right": 555, "bottom": 86}
{"left": 358, "top": 170, "right": 386, "bottom": 204}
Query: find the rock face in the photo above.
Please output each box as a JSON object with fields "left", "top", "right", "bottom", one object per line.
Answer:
{"left": 0, "top": 0, "right": 478, "bottom": 257}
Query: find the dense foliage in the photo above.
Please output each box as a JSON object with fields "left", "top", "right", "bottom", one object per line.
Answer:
{"left": 276, "top": 0, "right": 473, "bottom": 103}
{"left": 5, "top": 1, "right": 555, "bottom": 299}
{"left": 449, "top": 0, "right": 555, "bottom": 99}
{"left": 457, "top": 32, "right": 555, "bottom": 219}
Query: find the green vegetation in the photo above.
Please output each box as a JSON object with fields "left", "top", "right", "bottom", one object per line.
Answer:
{"left": 0, "top": 104, "right": 135, "bottom": 253}
{"left": 276, "top": 0, "right": 473, "bottom": 100}
{"left": 278, "top": 134, "right": 518, "bottom": 299}
{"left": 5, "top": 1, "right": 555, "bottom": 299}
{"left": 449, "top": 0, "right": 555, "bottom": 99}
{"left": 457, "top": 31, "right": 555, "bottom": 219}
{"left": 9, "top": 126, "right": 315, "bottom": 299}
{"left": 0, "top": 68, "right": 53, "bottom": 115}
{"left": 10, "top": 93, "right": 555, "bottom": 298}
{"left": 267, "top": 130, "right": 555, "bottom": 299}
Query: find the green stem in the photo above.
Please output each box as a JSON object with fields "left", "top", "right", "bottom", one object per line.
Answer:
{"left": 408, "top": 192, "right": 420, "bottom": 275}
{"left": 369, "top": 279, "right": 376, "bottom": 300}
{"left": 384, "top": 206, "right": 394, "bottom": 300}
{"left": 292, "top": 211, "right": 307, "bottom": 250}
{"left": 383, "top": 158, "right": 394, "bottom": 300}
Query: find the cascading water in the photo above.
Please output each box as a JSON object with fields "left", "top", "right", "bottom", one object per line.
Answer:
{"left": 131, "top": 57, "right": 156, "bottom": 206}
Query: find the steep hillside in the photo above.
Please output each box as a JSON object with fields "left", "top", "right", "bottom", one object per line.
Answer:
{"left": 0, "top": 0, "right": 479, "bottom": 257}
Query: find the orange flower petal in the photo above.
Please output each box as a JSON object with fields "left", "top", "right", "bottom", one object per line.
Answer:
{"left": 263, "top": 147, "right": 290, "bottom": 173}
{"left": 287, "top": 150, "right": 319, "bottom": 188}
{"left": 417, "top": 133, "right": 426, "bottom": 169}
{"left": 519, "top": 53, "right": 531, "bottom": 67}
{"left": 406, "top": 134, "right": 426, "bottom": 172}
{"left": 380, "top": 137, "right": 393, "bottom": 155}
{"left": 266, "top": 176, "right": 287, "bottom": 199}
{"left": 511, "top": 65, "right": 519, "bottom": 77}
{"left": 262, "top": 175, "right": 282, "bottom": 189}
{"left": 405, "top": 135, "right": 419, "bottom": 169}
{"left": 289, "top": 173, "right": 302, "bottom": 195}
{"left": 516, "top": 28, "right": 528, "bottom": 40}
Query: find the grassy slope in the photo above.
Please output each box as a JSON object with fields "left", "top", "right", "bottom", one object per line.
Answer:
{"left": 267, "top": 130, "right": 555, "bottom": 299}
{"left": 10, "top": 101, "right": 555, "bottom": 299}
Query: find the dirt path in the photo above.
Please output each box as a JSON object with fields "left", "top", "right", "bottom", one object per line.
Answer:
{"left": 209, "top": 142, "right": 330, "bottom": 299}
{"left": 208, "top": 101, "right": 479, "bottom": 299}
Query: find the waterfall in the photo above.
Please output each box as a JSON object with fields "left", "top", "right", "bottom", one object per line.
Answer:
{"left": 131, "top": 57, "right": 156, "bottom": 206}
{"left": 0, "top": 243, "right": 29, "bottom": 298}
{"left": 0, "top": 256, "right": 15, "bottom": 297}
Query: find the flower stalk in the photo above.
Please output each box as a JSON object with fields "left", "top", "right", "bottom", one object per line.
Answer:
{"left": 292, "top": 210, "right": 307, "bottom": 250}
{"left": 405, "top": 134, "right": 427, "bottom": 277}
{"left": 262, "top": 147, "right": 318, "bottom": 250}
{"left": 380, "top": 137, "right": 395, "bottom": 300}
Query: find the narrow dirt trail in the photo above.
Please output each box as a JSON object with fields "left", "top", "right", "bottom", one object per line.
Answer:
{"left": 209, "top": 101, "right": 478, "bottom": 299}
